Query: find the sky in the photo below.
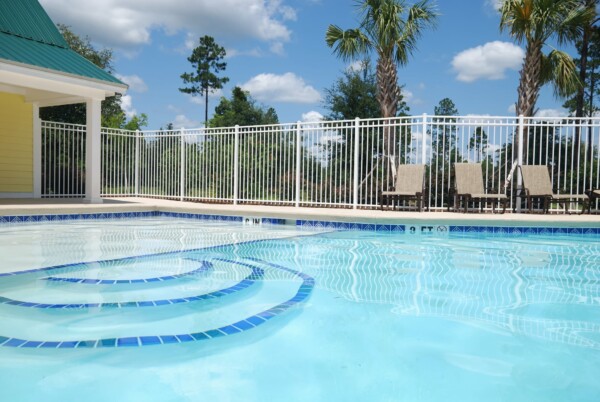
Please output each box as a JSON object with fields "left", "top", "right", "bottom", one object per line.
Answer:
{"left": 39, "top": 0, "right": 576, "bottom": 130}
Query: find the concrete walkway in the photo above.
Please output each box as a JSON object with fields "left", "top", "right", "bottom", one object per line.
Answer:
{"left": 1, "top": 197, "right": 599, "bottom": 227}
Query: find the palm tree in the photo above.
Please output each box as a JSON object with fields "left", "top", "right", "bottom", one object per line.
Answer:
{"left": 500, "top": 0, "right": 593, "bottom": 120}
{"left": 325, "top": 0, "right": 437, "bottom": 168}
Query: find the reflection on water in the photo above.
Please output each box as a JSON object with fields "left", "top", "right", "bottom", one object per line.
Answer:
{"left": 245, "top": 232, "right": 600, "bottom": 350}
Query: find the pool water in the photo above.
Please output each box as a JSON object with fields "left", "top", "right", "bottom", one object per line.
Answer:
{"left": 0, "top": 218, "right": 599, "bottom": 401}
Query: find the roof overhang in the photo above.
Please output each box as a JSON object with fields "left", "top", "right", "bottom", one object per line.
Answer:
{"left": 0, "top": 59, "right": 128, "bottom": 107}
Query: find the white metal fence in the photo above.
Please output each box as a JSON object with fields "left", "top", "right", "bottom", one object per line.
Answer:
{"left": 41, "top": 115, "right": 600, "bottom": 212}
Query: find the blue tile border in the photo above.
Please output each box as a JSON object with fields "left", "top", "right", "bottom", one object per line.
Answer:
{"left": 0, "top": 260, "right": 261, "bottom": 310}
{"left": 0, "top": 253, "right": 315, "bottom": 349}
{"left": 296, "top": 220, "right": 406, "bottom": 233}
{"left": 1, "top": 210, "right": 598, "bottom": 236}
{"left": 0, "top": 211, "right": 292, "bottom": 227}
{"left": 447, "top": 225, "right": 600, "bottom": 235}
{"left": 43, "top": 258, "right": 213, "bottom": 285}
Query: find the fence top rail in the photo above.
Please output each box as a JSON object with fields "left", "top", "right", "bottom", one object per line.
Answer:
{"left": 41, "top": 114, "right": 600, "bottom": 139}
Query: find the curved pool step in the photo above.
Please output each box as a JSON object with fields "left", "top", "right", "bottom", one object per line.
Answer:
{"left": 0, "top": 257, "right": 314, "bottom": 348}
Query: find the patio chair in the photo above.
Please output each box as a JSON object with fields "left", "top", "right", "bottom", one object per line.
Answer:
{"left": 453, "top": 163, "right": 507, "bottom": 213}
{"left": 380, "top": 164, "right": 426, "bottom": 212}
{"left": 519, "top": 165, "right": 589, "bottom": 214}
{"left": 585, "top": 189, "right": 600, "bottom": 213}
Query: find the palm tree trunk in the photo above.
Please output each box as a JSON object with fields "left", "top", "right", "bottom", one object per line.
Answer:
{"left": 516, "top": 41, "right": 544, "bottom": 156}
{"left": 574, "top": 23, "right": 591, "bottom": 168}
{"left": 376, "top": 56, "right": 400, "bottom": 180}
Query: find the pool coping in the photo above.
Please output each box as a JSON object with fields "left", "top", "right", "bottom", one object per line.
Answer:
{"left": 0, "top": 198, "right": 600, "bottom": 232}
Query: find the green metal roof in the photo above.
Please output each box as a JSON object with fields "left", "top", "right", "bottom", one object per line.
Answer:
{"left": 0, "top": 0, "right": 125, "bottom": 87}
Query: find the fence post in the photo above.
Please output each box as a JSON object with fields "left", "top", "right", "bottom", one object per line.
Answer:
{"left": 180, "top": 128, "right": 185, "bottom": 201}
{"left": 421, "top": 113, "right": 428, "bottom": 164}
{"left": 295, "top": 121, "right": 302, "bottom": 207}
{"left": 353, "top": 117, "right": 360, "bottom": 209}
{"left": 516, "top": 115, "right": 525, "bottom": 212}
{"left": 233, "top": 125, "right": 239, "bottom": 205}
{"left": 135, "top": 130, "right": 140, "bottom": 196}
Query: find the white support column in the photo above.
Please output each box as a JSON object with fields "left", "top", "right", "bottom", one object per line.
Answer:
{"left": 32, "top": 102, "right": 42, "bottom": 198}
{"left": 85, "top": 98, "right": 103, "bottom": 203}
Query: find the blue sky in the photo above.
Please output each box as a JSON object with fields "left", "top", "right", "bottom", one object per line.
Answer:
{"left": 40, "top": 0, "right": 574, "bottom": 129}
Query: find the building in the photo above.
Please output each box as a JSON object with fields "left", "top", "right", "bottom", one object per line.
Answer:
{"left": 0, "top": 0, "right": 127, "bottom": 202}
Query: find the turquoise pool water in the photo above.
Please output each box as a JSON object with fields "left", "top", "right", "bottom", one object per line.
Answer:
{"left": 0, "top": 217, "right": 599, "bottom": 401}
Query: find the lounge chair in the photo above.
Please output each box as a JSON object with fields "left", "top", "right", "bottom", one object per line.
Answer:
{"left": 585, "top": 189, "right": 600, "bottom": 213}
{"left": 453, "top": 163, "right": 507, "bottom": 213}
{"left": 519, "top": 165, "right": 589, "bottom": 214}
{"left": 380, "top": 164, "right": 426, "bottom": 212}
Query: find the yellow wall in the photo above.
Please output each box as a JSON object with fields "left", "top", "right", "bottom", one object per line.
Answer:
{"left": 0, "top": 92, "right": 33, "bottom": 193}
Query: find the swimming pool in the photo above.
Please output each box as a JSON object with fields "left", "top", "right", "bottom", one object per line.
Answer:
{"left": 0, "top": 215, "right": 599, "bottom": 401}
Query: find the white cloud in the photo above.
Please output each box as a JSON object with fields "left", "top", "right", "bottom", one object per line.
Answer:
{"left": 167, "top": 104, "right": 180, "bottom": 113}
{"left": 535, "top": 109, "right": 568, "bottom": 118}
{"left": 452, "top": 41, "right": 524, "bottom": 82}
{"left": 172, "top": 114, "right": 201, "bottom": 129}
{"left": 40, "top": 0, "right": 293, "bottom": 52}
{"left": 269, "top": 42, "right": 285, "bottom": 55}
{"left": 301, "top": 111, "right": 324, "bottom": 122}
{"left": 115, "top": 74, "right": 148, "bottom": 93}
{"left": 485, "top": 0, "right": 503, "bottom": 13}
{"left": 241, "top": 72, "right": 321, "bottom": 104}
{"left": 120, "top": 95, "right": 137, "bottom": 118}
{"left": 402, "top": 89, "right": 414, "bottom": 103}
{"left": 507, "top": 104, "right": 516, "bottom": 114}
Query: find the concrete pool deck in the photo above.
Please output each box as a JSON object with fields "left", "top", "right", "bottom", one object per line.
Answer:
{"left": 1, "top": 197, "right": 600, "bottom": 227}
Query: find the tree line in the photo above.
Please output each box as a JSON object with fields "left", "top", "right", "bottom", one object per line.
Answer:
{"left": 41, "top": 1, "right": 600, "bottom": 205}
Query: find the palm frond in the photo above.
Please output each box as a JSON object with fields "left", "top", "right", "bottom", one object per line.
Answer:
{"left": 542, "top": 49, "right": 581, "bottom": 98}
{"left": 394, "top": 0, "right": 438, "bottom": 64}
{"left": 325, "top": 25, "right": 371, "bottom": 61}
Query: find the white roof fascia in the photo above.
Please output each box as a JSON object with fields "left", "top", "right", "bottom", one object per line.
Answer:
{"left": 0, "top": 59, "right": 127, "bottom": 97}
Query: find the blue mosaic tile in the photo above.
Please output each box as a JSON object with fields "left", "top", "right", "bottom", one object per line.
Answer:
{"left": 246, "top": 315, "right": 266, "bottom": 326}
{"left": 219, "top": 325, "right": 241, "bottom": 335}
{"left": 99, "top": 338, "right": 117, "bottom": 347}
{"left": 75, "top": 340, "right": 96, "bottom": 348}
{"left": 5, "top": 338, "right": 27, "bottom": 347}
{"left": 204, "top": 330, "right": 225, "bottom": 338}
{"left": 39, "top": 341, "right": 61, "bottom": 348}
{"left": 21, "top": 341, "right": 42, "bottom": 348}
{"left": 175, "top": 334, "right": 194, "bottom": 342}
{"left": 159, "top": 335, "right": 179, "bottom": 344}
{"left": 232, "top": 320, "right": 254, "bottom": 331}
{"left": 58, "top": 341, "right": 79, "bottom": 348}
{"left": 117, "top": 337, "right": 139, "bottom": 347}
{"left": 190, "top": 332, "right": 210, "bottom": 341}
{"left": 139, "top": 336, "right": 161, "bottom": 346}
